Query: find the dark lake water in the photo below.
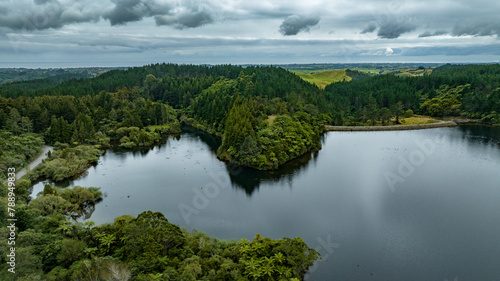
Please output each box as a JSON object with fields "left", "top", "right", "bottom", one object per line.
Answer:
{"left": 32, "top": 125, "right": 500, "bottom": 281}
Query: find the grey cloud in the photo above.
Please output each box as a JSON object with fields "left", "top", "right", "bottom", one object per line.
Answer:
{"left": 154, "top": 5, "right": 214, "bottom": 29}
{"left": 452, "top": 22, "right": 500, "bottom": 37}
{"left": 377, "top": 18, "right": 416, "bottom": 39}
{"left": 361, "top": 23, "right": 377, "bottom": 34}
{"left": 103, "top": 0, "right": 170, "bottom": 26}
{"left": 419, "top": 30, "right": 448, "bottom": 37}
{"left": 0, "top": 0, "right": 100, "bottom": 31}
{"left": 279, "top": 15, "right": 320, "bottom": 36}
{"left": 0, "top": 0, "right": 217, "bottom": 31}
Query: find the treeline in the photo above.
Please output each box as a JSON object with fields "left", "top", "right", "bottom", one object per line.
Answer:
{"left": 0, "top": 131, "right": 43, "bottom": 178}
{"left": 0, "top": 88, "right": 180, "bottom": 146}
{"left": 0, "top": 181, "right": 320, "bottom": 280}
{"left": 0, "top": 64, "right": 324, "bottom": 107}
{"left": 0, "top": 87, "right": 180, "bottom": 181}
{"left": 2, "top": 63, "right": 499, "bottom": 172}
{"left": 1, "top": 64, "right": 329, "bottom": 171}
{"left": 324, "top": 64, "right": 500, "bottom": 125}
{"left": 0, "top": 67, "right": 115, "bottom": 85}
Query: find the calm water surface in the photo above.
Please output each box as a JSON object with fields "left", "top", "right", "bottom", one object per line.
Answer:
{"left": 32, "top": 125, "right": 500, "bottom": 281}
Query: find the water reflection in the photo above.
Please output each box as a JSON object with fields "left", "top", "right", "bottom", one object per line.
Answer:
{"left": 458, "top": 125, "right": 500, "bottom": 147}
{"left": 181, "top": 125, "right": 221, "bottom": 151}
{"left": 182, "top": 125, "right": 321, "bottom": 195}
{"left": 223, "top": 150, "right": 319, "bottom": 195}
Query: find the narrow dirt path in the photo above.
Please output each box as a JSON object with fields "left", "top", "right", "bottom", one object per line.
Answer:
{"left": 15, "top": 145, "right": 54, "bottom": 180}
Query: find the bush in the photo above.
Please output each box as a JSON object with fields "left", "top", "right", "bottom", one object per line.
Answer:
{"left": 404, "top": 109, "right": 414, "bottom": 118}
{"left": 32, "top": 145, "right": 102, "bottom": 182}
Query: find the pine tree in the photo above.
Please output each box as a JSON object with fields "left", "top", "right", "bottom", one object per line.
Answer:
{"left": 71, "top": 114, "right": 95, "bottom": 144}
{"left": 48, "top": 115, "right": 61, "bottom": 143}
{"left": 6, "top": 108, "right": 22, "bottom": 134}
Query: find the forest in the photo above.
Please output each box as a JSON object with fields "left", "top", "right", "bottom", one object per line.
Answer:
{"left": 0, "top": 64, "right": 330, "bottom": 172}
{"left": 0, "top": 63, "right": 499, "bottom": 280}
{"left": 324, "top": 64, "right": 500, "bottom": 126}
{"left": 1, "top": 63, "right": 498, "bottom": 172}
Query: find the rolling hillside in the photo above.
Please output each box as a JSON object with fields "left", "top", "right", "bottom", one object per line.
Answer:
{"left": 293, "top": 70, "right": 352, "bottom": 88}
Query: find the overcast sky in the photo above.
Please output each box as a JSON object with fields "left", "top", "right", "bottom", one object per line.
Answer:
{"left": 1, "top": 0, "right": 499, "bottom": 68}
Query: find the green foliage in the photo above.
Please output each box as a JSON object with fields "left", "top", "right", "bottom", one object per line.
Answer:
{"left": 2, "top": 62, "right": 499, "bottom": 281}
{"left": 481, "top": 111, "right": 500, "bottom": 125}
{"left": 0, "top": 130, "right": 43, "bottom": 178}
{"left": 325, "top": 64, "right": 500, "bottom": 124}
{"left": 71, "top": 113, "right": 95, "bottom": 144}
{"left": 117, "top": 126, "right": 164, "bottom": 148}
{"left": 218, "top": 98, "right": 321, "bottom": 170}
{"left": 238, "top": 233, "right": 320, "bottom": 280}
{"left": 0, "top": 247, "right": 44, "bottom": 280}
{"left": 29, "top": 185, "right": 102, "bottom": 219}
{"left": 0, "top": 186, "right": 320, "bottom": 281}
{"left": 420, "top": 84, "right": 467, "bottom": 116}
{"left": 47, "top": 116, "right": 72, "bottom": 144}
{"left": 57, "top": 239, "right": 87, "bottom": 267}
{"left": 30, "top": 145, "right": 102, "bottom": 182}
{"left": 391, "top": 101, "right": 405, "bottom": 124}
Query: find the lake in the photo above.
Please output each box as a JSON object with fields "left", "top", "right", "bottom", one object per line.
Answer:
{"left": 32, "top": 125, "right": 500, "bottom": 281}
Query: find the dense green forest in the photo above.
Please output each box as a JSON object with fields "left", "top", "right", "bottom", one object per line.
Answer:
{"left": 324, "top": 64, "right": 500, "bottom": 125}
{"left": 0, "top": 64, "right": 329, "bottom": 171}
{"left": 1, "top": 63, "right": 499, "bottom": 173}
{"left": 1, "top": 62, "right": 499, "bottom": 280}
{"left": 0, "top": 64, "right": 328, "bottom": 279}
{"left": 1, "top": 63, "right": 499, "bottom": 172}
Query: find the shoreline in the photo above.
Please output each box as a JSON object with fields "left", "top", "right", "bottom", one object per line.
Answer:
{"left": 325, "top": 120, "right": 458, "bottom": 132}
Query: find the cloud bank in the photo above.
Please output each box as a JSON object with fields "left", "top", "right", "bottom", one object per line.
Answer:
{"left": 0, "top": 0, "right": 101, "bottom": 30}
{"left": 376, "top": 18, "right": 416, "bottom": 39}
{"left": 279, "top": 14, "right": 320, "bottom": 36}
{"left": 1, "top": 0, "right": 500, "bottom": 65}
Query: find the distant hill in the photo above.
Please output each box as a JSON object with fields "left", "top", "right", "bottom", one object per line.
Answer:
{"left": 383, "top": 67, "right": 434, "bottom": 76}
{"left": 293, "top": 70, "right": 351, "bottom": 88}
{"left": 0, "top": 67, "right": 123, "bottom": 85}
{"left": 292, "top": 69, "right": 370, "bottom": 89}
